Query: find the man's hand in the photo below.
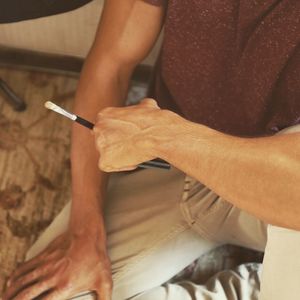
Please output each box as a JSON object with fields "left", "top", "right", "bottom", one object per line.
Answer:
{"left": 3, "top": 231, "right": 112, "bottom": 300}
{"left": 93, "top": 99, "right": 179, "bottom": 172}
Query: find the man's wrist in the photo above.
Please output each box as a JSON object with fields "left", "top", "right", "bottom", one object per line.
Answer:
{"left": 69, "top": 215, "right": 106, "bottom": 242}
{"left": 145, "top": 112, "right": 218, "bottom": 169}
{"left": 145, "top": 110, "right": 191, "bottom": 160}
{"left": 70, "top": 198, "right": 106, "bottom": 235}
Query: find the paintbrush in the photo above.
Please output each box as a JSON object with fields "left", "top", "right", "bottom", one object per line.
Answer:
{"left": 45, "top": 101, "right": 170, "bottom": 170}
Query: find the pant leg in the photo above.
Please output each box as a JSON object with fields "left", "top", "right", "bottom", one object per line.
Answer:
{"left": 180, "top": 177, "right": 267, "bottom": 252}
{"left": 259, "top": 226, "right": 300, "bottom": 300}
{"left": 259, "top": 124, "right": 300, "bottom": 300}
{"left": 122, "top": 173, "right": 266, "bottom": 300}
{"left": 26, "top": 167, "right": 217, "bottom": 300}
{"left": 26, "top": 126, "right": 283, "bottom": 300}
{"left": 104, "top": 167, "right": 217, "bottom": 299}
{"left": 26, "top": 167, "right": 267, "bottom": 300}
{"left": 129, "top": 177, "right": 265, "bottom": 300}
{"left": 133, "top": 263, "right": 262, "bottom": 300}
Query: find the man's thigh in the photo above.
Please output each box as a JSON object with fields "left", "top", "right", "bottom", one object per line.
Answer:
{"left": 104, "top": 167, "right": 216, "bottom": 299}
{"left": 25, "top": 167, "right": 217, "bottom": 300}
{"left": 26, "top": 167, "right": 187, "bottom": 259}
{"left": 180, "top": 177, "right": 267, "bottom": 251}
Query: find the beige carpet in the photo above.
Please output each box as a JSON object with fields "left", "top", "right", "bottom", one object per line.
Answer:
{"left": 0, "top": 66, "right": 77, "bottom": 294}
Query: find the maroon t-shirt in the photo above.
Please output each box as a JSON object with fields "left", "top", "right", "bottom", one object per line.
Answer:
{"left": 145, "top": 0, "right": 300, "bottom": 137}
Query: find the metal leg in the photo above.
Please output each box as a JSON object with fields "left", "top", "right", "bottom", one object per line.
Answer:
{"left": 0, "top": 77, "right": 26, "bottom": 111}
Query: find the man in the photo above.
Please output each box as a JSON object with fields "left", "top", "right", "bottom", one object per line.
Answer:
{"left": 3, "top": 0, "right": 300, "bottom": 300}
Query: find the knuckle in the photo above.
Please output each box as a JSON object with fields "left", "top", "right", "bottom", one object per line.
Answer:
{"left": 29, "top": 269, "right": 39, "bottom": 279}
{"left": 102, "top": 165, "right": 113, "bottom": 172}
{"left": 17, "top": 290, "right": 33, "bottom": 300}
{"left": 93, "top": 124, "right": 101, "bottom": 133}
{"left": 95, "top": 117, "right": 106, "bottom": 124}
{"left": 161, "top": 108, "right": 174, "bottom": 119}
{"left": 47, "top": 249, "right": 60, "bottom": 260}
{"left": 95, "top": 278, "right": 112, "bottom": 291}
{"left": 101, "top": 107, "right": 113, "bottom": 114}
{"left": 38, "top": 278, "right": 52, "bottom": 290}
{"left": 40, "top": 264, "right": 51, "bottom": 275}
{"left": 11, "top": 268, "right": 20, "bottom": 279}
{"left": 142, "top": 98, "right": 157, "bottom": 106}
{"left": 141, "top": 98, "right": 151, "bottom": 104}
{"left": 96, "top": 135, "right": 104, "bottom": 146}
{"left": 97, "top": 131, "right": 106, "bottom": 141}
{"left": 96, "top": 141, "right": 107, "bottom": 154}
{"left": 98, "top": 151, "right": 113, "bottom": 172}
{"left": 102, "top": 166, "right": 112, "bottom": 173}
{"left": 10, "top": 273, "right": 20, "bottom": 284}
{"left": 14, "top": 274, "right": 30, "bottom": 287}
{"left": 59, "top": 280, "right": 73, "bottom": 292}
{"left": 98, "top": 159, "right": 106, "bottom": 171}
{"left": 96, "top": 136, "right": 107, "bottom": 150}
{"left": 94, "top": 122, "right": 105, "bottom": 133}
{"left": 102, "top": 281, "right": 113, "bottom": 291}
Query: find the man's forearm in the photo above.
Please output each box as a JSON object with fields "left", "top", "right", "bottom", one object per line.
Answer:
{"left": 153, "top": 117, "right": 300, "bottom": 229}
{"left": 69, "top": 0, "right": 164, "bottom": 237}
{"left": 70, "top": 50, "right": 131, "bottom": 234}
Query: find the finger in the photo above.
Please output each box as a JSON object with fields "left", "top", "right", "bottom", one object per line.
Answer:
{"left": 113, "top": 165, "right": 138, "bottom": 172}
{"left": 98, "top": 150, "right": 126, "bottom": 172}
{"left": 8, "top": 256, "right": 43, "bottom": 284}
{"left": 98, "top": 161, "right": 114, "bottom": 173}
{"left": 140, "top": 98, "right": 159, "bottom": 108}
{"left": 97, "top": 288, "right": 112, "bottom": 300}
{"left": 96, "top": 280, "right": 113, "bottom": 300}
{"left": 6, "top": 263, "right": 54, "bottom": 298}
{"left": 9, "top": 249, "right": 58, "bottom": 284}
{"left": 95, "top": 132, "right": 105, "bottom": 150}
{"left": 99, "top": 161, "right": 138, "bottom": 173}
{"left": 4, "top": 277, "right": 53, "bottom": 300}
{"left": 98, "top": 142, "right": 147, "bottom": 172}
{"left": 39, "top": 288, "right": 70, "bottom": 300}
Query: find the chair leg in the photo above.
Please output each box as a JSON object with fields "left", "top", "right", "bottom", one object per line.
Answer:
{"left": 0, "top": 77, "right": 26, "bottom": 111}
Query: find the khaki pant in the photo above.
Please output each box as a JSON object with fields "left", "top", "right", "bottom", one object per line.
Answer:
{"left": 26, "top": 125, "right": 300, "bottom": 300}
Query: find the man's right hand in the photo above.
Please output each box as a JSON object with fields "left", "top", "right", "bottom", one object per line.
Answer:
{"left": 4, "top": 230, "right": 112, "bottom": 300}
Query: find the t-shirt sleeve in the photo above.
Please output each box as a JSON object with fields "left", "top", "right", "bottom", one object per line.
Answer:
{"left": 143, "top": 0, "right": 166, "bottom": 6}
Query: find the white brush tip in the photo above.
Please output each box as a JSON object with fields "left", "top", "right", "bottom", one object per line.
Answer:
{"left": 44, "top": 101, "right": 55, "bottom": 110}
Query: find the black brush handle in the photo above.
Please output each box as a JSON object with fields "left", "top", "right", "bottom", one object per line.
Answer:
{"left": 75, "top": 115, "right": 171, "bottom": 170}
{"left": 0, "top": 78, "right": 26, "bottom": 111}
{"left": 76, "top": 116, "right": 94, "bottom": 129}
{"left": 138, "top": 158, "right": 171, "bottom": 170}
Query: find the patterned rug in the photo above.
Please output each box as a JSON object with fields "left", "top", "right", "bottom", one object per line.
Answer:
{"left": 0, "top": 66, "right": 263, "bottom": 296}
{"left": 0, "top": 67, "right": 76, "bottom": 294}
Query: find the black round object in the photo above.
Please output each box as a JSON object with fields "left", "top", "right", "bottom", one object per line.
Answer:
{"left": 0, "top": 0, "right": 93, "bottom": 24}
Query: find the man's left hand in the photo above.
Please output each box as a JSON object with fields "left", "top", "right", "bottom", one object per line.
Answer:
{"left": 93, "top": 98, "right": 177, "bottom": 172}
